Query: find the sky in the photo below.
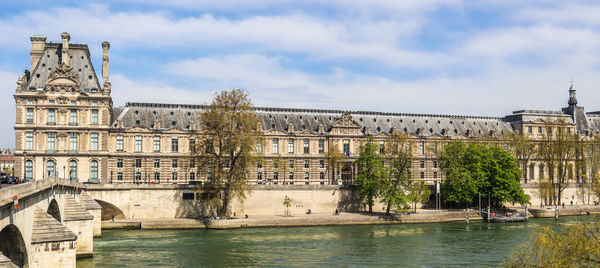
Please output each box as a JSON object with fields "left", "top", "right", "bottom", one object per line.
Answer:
{"left": 1, "top": 0, "right": 600, "bottom": 148}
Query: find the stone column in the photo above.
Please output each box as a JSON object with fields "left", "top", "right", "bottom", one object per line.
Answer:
{"left": 62, "top": 195, "right": 94, "bottom": 258}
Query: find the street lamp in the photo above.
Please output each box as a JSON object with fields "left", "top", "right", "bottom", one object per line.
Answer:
{"left": 23, "top": 151, "right": 27, "bottom": 181}
{"left": 42, "top": 157, "right": 46, "bottom": 180}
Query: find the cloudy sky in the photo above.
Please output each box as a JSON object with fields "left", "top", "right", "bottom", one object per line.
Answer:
{"left": 1, "top": 0, "right": 600, "bottom": 148}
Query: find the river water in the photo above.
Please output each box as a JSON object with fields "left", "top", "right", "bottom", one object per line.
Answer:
{"left": 77, "top": 216, "right": 597, "bottom": 267}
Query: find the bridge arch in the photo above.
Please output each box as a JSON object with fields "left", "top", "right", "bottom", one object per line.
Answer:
{"left": 95, "top": 199, "right": 126, "bottom": 220}
{"left": 47, "top": 199, "right": 61, "bottom": 222}
{"left": 0, "top": 224, "right": 28, "bottom": 267}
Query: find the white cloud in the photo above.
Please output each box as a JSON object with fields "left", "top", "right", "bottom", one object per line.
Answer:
{"left": 0, "top": 70, "right": 18, "bottom": 148}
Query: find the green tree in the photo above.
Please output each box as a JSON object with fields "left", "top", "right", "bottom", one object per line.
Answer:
{"left": 406, "top": 180, "right": 431, "bottom": 213}
{"left": 583, "top": 136, "right": 600, "bottom": 204}
{"left": 324, "top": 143, "right": 344, "bottom": 185}
{"left": 505, "top": 131, "right": 536, "bottom": 184}
{"left": 283, "top": 195, "right": 291, "bottom": 216}
{"left": 192, "top": 89, "right": 260, "bottom": 218}
{"left": 438, "top": 141, "right": 529, "bottom": 207}
{"left": 536, "top": 121, "right": 579, "bottom": 206}
{"left": 355, "top": 137, "right": 388, "bottom": 213}
{"left": 381, "top": 133, "right": 412, "bottom": 214}
{"left": 503, "top": 221, "right": 600, "bottom": 267}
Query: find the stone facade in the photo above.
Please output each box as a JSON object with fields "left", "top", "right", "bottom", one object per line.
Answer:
{"left": 13, "top": 33, "right": 600, "bottom": 188}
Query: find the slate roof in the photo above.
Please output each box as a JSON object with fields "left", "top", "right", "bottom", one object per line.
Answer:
{"left": 31, "top": 208, "right": 77, "bottom": 244}
{"left": 113, "top": 102, "right": 514, "bottom": 138}
{"left": 26, "top": 42, "right": 102, "bottom": 92}
{"left": 63, "top": 195, "right": 94, "bottom": 221}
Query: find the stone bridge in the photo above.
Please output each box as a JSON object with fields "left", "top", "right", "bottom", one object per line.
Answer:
{"left": 0, "top": 179, "right": 101, "bottom": 268}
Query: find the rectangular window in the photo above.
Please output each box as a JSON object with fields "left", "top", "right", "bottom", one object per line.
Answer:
{"left": 189, "top": 138, "right": 195, "bottom": 153}
{"left": 172, "top": 172, "right": 178, "bottom": 180}
{"left": 117, "top": 159, "right": 123, "bottom": 168}
{"left": 320, "top": 172, "right": 324, "bottom": 180}
{"left": 70, "top": 109, "right": 77, "bottom": 125}
{"left": 304, "top": 172, "right": 309, "bottom": 180}
{"left": 273, "top": 172, "right": 279, "bottom": 180}
{"left": 257, "top": 161, "right": 262, "bottom": 168}
{"left": 288, "top": 138, "right": 294, "bottom": 153}
{"left": 304, "top": 159, "right": 309, "bottom": 168}
{"left": 319, "top": 160, "right": 324, "bottom": 168}
{"left": 343, "top": 139, "right": 350, "bottom": 156}
{"left": 379, "top": 141, "right": 385, "bottom": 154}
{"left": 171, "top": 136, "right": 179, "bottom": 152}
{"left": 91, "top": 133, "right": 99, "bottom": 151}
{"left": 190, "top": 160, "right": 195, "bottom": 168}
{"left": 135, "top": 159, "right": 142, "bottom": 168}
{"left": 117, "top": 172, "right": 123, "bottom": 180}
{"left": 273, "top": 160, "right": 278, "bottom": 169}
{"left": 289, "top": 159, "right": 294, "bottom": 169}
{"left": 189, "top": 172, "right": 195, "bottom": 180}
{"left": 538, "top": 126, "right": 542, "bottom": 133}
{"left": 433, "top": 171, "right": 437, "bottom": 179}
{"left": 420, "top": 161, "right": 425, "bottom": 169}
{"left": 207, "top": 172, "right": 212, "bottom": 180}
{"left": 172, "top": 159, "right": 178, "bottom": 168}
{"left": 304, "top": 139, "right": 309, "bottom": 154}
{"left": 91, "top": 109, "right": 98, "bottom": 125}
{"left": 135, "top": 135, "right": 142, "bottom": 152}
{"left": 153, "top": 136, "right": 160, "bottom": 152}
{"left": 528, "top": 126, "right": 532, "bottom": 133}
{"left": 272, "top": 138, "right": 278, "bottom": 154}
{"left": 25, "top": 132, "right": 33, "bottom": 150}
{"left": 419, "top": 141, "right": 425, "bottom": 155}
{"left": 48, "top": 109, "right": 55, "bottom": 124}
{"left": 432, "top": 142, "right": 437, "bottom": 154}
{"left": 47, "top": 132, "right": 55, "bottom": 151}
{"left": 256, "top": 140, "right": 262, "bottom": 153}
{"left": 420, "top": 171, "right": 425, "bottom": 179}
{"left": 26, "top": 108, "right": 34, "bottom": 123}
{"left": 529, "top": 165, "right": 535, "bottom": 181}
{"left": 433, "top": 160, "right": 438, "bottom": 169}
{"left": 289, "top": 172, "right": 294, "bottom": 180}
{"left": 318, "top": 139, "right": 324, "bottom": 153}
{"left": 154, "top": 172, "right": 160, "bottom": 181}
{"left": 135, "top": 172, "right": 141, "bottom": 181}
{"left": 154, "top": 159, "right": 160, "bottom": 168}
{"left": 257, "top": 172, "right": 262, "bottom": 181}
{"left": 116, "top": 135, "right": 124, "bottom": 151}
{"left": 69, "top": 133, "right": 77, "bottom": 151}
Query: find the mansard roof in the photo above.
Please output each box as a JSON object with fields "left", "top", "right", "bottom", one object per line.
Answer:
{"left": 112, "top": 102, "right": 514, "bottom": 137}
{"left": 26, "top": 42, "right": 102, "bottom": 92}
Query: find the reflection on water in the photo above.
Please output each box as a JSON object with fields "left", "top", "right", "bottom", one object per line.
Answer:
{"left": 77, "top": 216, "right": 599, "bottom": 267}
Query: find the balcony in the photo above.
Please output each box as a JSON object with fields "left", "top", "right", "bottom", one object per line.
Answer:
{"left": 26, "top": 119, "right": 33, "bottom": 124}
{"left": 45, "top": 150, "right": 56, "bottom": 154}
{"left": 68, "top": 150, "right": 78, "bottom": 154}
{"left": 69, "top": 122, "right": 78, "bottom": 126}
{"left": 46, "top": 122, "right": 56, "bottom": 126}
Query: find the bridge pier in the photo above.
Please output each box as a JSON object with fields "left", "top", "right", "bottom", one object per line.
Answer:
{"left": 78, "top": 192, "right": 102, "bottom": 238}
{"left": 30, "top": 208, "right": 77, "bottom": 268}
{"left": 63, "top": 195, "right": 94, "bottom": 258}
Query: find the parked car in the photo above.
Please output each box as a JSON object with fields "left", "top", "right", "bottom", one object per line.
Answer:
{"left": 0, "top": 173, "right": 9, "bottom": 184}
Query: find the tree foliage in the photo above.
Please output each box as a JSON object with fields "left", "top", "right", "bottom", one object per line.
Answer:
{"left": 406, "top": 180, "right": 430, "bottom": 213}
{"left": 324, "top": 143, "right": 344, "bottom": 185}
{"left": 503, "top": 221, "right": 600, "bottom": 267}
{"left": 380, "top": 133, "right": 412, "bottom": 214}
{"left": 438, "top": 140, "right": 529, "bottom": 207}
{"left": 192, "top": 89, "right": 260, "bottom": 217}
{"left": 355, "top": 137, "right": 388, "bottom": 213}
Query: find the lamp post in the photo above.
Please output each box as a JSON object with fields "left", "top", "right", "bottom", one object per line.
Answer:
{"left": 63, "top": 166, "right": 66, "bottom": 181}
{"left": 42, "top": 157, "right": 46, "bottom": 180}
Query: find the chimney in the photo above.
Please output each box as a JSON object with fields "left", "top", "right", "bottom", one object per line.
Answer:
{"left": 30, "top": 35, "right": 46, "bottom": 71}
{"left": 61, "top": 32, "right": 70, "bottom": 66}
{"left": 102, "top": 41, "right": 110, "bottom": 84}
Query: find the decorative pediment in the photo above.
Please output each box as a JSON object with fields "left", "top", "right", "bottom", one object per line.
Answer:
{"left": 45, "top": 63, "right": 80, "bottom": 93}
{"left": 333, "top": 113, "right": 361, "bottom": 128}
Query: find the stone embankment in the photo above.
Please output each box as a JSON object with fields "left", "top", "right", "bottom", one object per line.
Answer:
{"left": 527, "top": 205, "right": 600, "bottom": 218}
{"left": 102, "top": 209, "right": 483, "bottom": 230}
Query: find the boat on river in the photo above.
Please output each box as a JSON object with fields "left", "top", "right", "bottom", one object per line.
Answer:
{"left": 480, "top": 209, "right": 528, "bottom": 223}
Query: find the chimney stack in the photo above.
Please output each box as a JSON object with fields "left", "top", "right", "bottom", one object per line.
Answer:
{"left": 61, "top": 32, "right": 70, "bottom": 66}
{"left": 30, "top": 35, "right": 46, "bottom": 71}
{"left": 102, "top": 41, "right": 110, "bottom": 85}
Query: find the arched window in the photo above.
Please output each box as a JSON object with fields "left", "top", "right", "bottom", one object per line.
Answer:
{"left": 47, "top": 160, "right": 55, "bottom": 178}
{"left": 25, "top": 160, "right": 33, "bottom": 180}
{"left": 69, "top": 160, "right": 77, "bottom": 181}
{"left": 90, "top": 160, "right": 98, "bottom": 181}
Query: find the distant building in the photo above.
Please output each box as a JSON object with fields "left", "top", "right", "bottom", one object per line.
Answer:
{"left": 0, "top": 149, "right": 15, "bottom": 175}
{"left": 12, "top": 33, "right": 600, "bottom": 185}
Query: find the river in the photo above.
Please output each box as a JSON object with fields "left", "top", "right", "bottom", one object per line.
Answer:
{"left": 77, "top": 216, "right": 597, "bottom": 267}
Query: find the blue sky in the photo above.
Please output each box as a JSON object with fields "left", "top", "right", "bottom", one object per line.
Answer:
{"left": 1, "top": 0, "right": 600, "bottom": 148}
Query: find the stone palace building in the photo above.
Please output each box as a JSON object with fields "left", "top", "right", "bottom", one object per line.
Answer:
{"left": 13, "top": 33, "right": 600, "bottom": 186}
